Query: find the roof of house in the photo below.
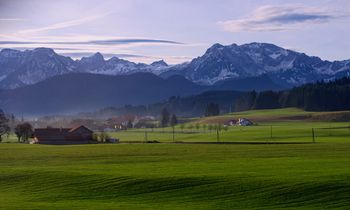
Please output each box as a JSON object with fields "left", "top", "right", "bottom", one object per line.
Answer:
{"left": 69, "top": 125, "right": 93, "bottom": 133}
{"left": 34, "top": 125, "right": 93, "bottom": 141}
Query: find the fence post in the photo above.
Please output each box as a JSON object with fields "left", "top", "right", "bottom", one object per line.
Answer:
{"left": 144, "top": 130, "right": 148, "bottom": 142}
{"left": 312, "top": 128, "right": 315, "bottom": 143}
{"left": 270, "top": 125, "right": 273, "bottom": 140}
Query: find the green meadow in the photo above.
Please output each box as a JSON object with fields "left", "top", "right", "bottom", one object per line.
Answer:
{"left": 110, "top": 108, "right": 350, "bottom": 143}
{"left": 1, "top": 108, "right": 350, "bottom": 209}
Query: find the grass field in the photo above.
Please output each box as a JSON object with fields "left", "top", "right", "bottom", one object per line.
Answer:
{"left": 109, "top": 120, "right": 350, "bottom": 143}
{"left": 1, "top": 108, "right": 350, "bottom": 209}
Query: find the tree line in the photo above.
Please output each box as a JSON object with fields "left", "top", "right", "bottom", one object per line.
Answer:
{"left": 87, "top": 91, "right": 240, "bottom": 118}
{"left": 234, "top": 77, "right": 350, "bottom": 111}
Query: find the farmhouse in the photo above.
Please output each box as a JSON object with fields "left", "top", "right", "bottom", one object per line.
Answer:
{"left": 33, "top": 125, "right": 93, "bottom": 144}
{"left": 237, "top": 118, "right": 254, "bottom": 126}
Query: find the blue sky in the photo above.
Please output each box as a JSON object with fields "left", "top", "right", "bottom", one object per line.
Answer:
{"left": 0, "top": 0, "right": 349, "bottom": 64}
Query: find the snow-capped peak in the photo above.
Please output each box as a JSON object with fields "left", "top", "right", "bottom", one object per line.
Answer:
{"left": 160, "top": 42, "right": 350, "bottom": 86}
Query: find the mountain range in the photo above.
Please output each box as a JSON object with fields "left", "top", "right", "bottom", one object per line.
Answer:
{"left": 0, "top": 48, "right": 169, "bottom": 89}
{"left": 1, "top": 42, "right": 350, "bottom": 116}
{"left": 1, "top": 42, "right": 350, "bottom": 89}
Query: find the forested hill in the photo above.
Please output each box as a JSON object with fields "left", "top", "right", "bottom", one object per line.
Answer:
{"left": 235, "top": 77, "right": 350, "bottom": 111}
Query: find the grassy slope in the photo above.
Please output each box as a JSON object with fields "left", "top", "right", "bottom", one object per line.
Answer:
{"left": 1, "top": 108, "right": 350, "bottom": 209}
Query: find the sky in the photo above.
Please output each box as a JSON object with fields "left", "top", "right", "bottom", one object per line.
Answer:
{"left": 0, "top": 0, "right": 349, "bottom": 64}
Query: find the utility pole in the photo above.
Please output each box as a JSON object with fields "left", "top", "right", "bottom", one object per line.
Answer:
{"left": 172, "top": 126, "right": 175, "bottom": 143}
{"left": 312, "top": 128, "right": 315, "bottom": 143}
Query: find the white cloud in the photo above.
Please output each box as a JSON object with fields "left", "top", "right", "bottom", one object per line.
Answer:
{"left": 218, "top": 5, "right": 345, "bottom": 32}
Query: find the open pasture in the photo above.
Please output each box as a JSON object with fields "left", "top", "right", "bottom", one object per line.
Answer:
{"left": 1, "top": 108, "right": 350, "bottom": 209}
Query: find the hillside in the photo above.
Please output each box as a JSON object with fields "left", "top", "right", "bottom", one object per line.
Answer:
{"left": 193, "top": 108, "right": 350, "bottom": 125}
{"left": 0, "top": 73, "right": 287, "bottom": 117}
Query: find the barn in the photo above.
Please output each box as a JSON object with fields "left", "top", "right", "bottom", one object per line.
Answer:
{"left": 33, "top": 125, "right": 93, "bottom": 144}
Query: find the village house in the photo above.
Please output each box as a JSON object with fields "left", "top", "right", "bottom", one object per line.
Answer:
{"left": 33, "top": 125, "right": 93, "bottom": 144}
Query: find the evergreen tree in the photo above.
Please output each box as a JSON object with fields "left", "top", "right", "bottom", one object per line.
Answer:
{"left": 160, "top": 108, "right": 170, "bottom": 127}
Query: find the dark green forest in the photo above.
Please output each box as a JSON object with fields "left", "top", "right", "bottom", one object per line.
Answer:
{"left": 235, "top": 77, "right": 350, "bottom": 111}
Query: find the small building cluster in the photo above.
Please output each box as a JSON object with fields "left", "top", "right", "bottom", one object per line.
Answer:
{"left": 224, "top": 118, "right": 254, "bottom": 126}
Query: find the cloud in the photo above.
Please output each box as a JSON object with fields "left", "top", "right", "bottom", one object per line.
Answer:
{"left": 2, "top": 46, "right": 83, "bottom": 51}
{"left": 88, "top": 39, "right": 183, "bottom": 45}
{"left": 218, "top": 5, "right": 344, "bottom": 32}
{"left": 17, "top": 13, "right": 110, "bottom": 34}
{"left": 0, "top": 18, "right": 25, "bottom": 21}
{"left": 0, "top": 38, "right": 183, "bottom": 46}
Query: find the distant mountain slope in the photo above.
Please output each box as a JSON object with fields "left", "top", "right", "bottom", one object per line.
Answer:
{"left": 90, "top": 90, "right": 245, "bottom": 118}
{"left": 0, "top": 71, "right": 287, "bottom": 116}
{"left": 0, "top": 73, "right": 203, "bottom": 116}
{"left": 160, "top": 43, "right": 350, "bottom": 86}
{"left": 212, "top": 74, "right": 286, "bottom": 91}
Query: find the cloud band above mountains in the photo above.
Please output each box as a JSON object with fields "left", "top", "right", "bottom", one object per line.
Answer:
{"left": 219, "top": 5, "right": 345, "bottom": 32}
{"left": 0, "top": 38, "right": 183, "bottom": 46}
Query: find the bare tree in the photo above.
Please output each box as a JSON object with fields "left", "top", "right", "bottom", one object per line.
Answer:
{"left": 14, "top": 122, "right": 33, "bottom": 143}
